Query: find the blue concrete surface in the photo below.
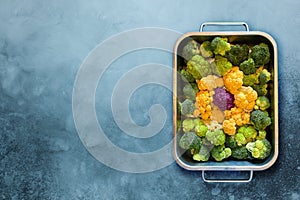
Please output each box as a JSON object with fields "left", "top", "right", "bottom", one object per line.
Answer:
{"left": 0, "top": 0, "right": 299, "bottom": 199}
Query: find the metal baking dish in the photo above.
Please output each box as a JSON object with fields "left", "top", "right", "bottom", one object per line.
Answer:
{"left": 173, "top": 22, "right": 278, "bottom": 182}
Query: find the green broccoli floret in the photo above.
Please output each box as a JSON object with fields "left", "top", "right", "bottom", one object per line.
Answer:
{"left": 179, "top": 132, "right": 202, "bottom": 152}
{"left": 211, "top": 37, "right": 231, "bottom": 56}
{"left": 206, "top": 129, "right": 226, "bottom": 146}
{"left": 186, "top": 55, "right": 211, "bottom": 79}
{"left": 243, "top": 74, "right": 259, "bottom": 86}
{"left": 182, "top": 40, "right": 200, "bottom": 61}
{"left": 193, "top": 145, "right": 211, "bottom": 161}
{"left": 231, "top": 146, "right": 252, "bottom": 160}
{"left": 250, "top": 43, "right": 270, "bottom": 65}
{"left": 239, "top": 58, "right": 256, "bottom": 75}
{"left": 213, "top": 55, "right": 233, "bottom": 76}
{"left": 256, "top": 130, "right": 267, "bottom": 140}
{"left": 183, "top": 84, "right": 197, "bottom": 100}
{"left": 252, "top": 84, "right": 268, "bottom": 96}
{"left": 180, "top": 69, "right": 195, "bottom": 83}
{"left": 200, "top": 41, "right": 214, "bottom": 58}
{"left": 211, "top": 145, "right": 232, "bottom": 161}
{"left": 225, "top": 44, "right": 249, "bottom": 66}
{"left": 250, "top": 110, "right": 271, "bottom": 130}
{"left": 246, "top": 139, "right": 271, "bottom": 159}
{"left": 259, "top": 69, "right": 271, "bottom": 84}
{"left": 255, "top": 96, "right": 270, "bottom": 110}
{"left": 180, "top": 99, "right": 195, "bottom": 116}
{"left": 237, "top": 125, "right": 257, "bottom": 143}
{"left": 182, "top": 118, "right": 195, "bottom": 132}
{"left": 225, "top": 136, "right": 237, "bottom": 149}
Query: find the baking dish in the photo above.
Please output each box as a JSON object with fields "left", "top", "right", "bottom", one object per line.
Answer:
{"left": 172, "top": 22, "right": 278, "bottom": 182}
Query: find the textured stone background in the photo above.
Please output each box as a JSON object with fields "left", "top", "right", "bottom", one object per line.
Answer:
{"left": 0, "top": 0, "right": 299, "bottom": 199}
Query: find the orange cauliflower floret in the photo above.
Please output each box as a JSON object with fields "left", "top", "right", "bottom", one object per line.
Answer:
{"left": 222, "top": 119, "right": 236, "bottom": 135}
{"left": 225, "top": 107, "right": 250, "bottom": 126}
{"left": 234, "top": 86, "right": 258, "bottom": 111}
{"left": 223, "top": 67, "right": 243, "bottom": 95}
{"left": 194, "top": 90, "right": 212, "bottom": 120}
{"left": 197, "top": 75, "right": 224, "bottom": 91}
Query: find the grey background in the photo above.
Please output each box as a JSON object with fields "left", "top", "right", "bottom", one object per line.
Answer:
{"left": 0, "top": 0, "right": 299, "bottom": 199}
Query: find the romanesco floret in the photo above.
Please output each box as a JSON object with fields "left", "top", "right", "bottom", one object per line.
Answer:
{"left": 195, "top": 124, "right": 208, "bottom": 137}
{"left": 246, "top": 139, "right": 271, "bottom": 159}
{"left": 250, "top": 110, "right": 271, "bottom": 130}
{"left": 250, "top": 43, "right": 270, "bottom": 65}
{"left": 225, "top": 44, "right": 249, "bottom": 66}
{"left": 255, "top": 96, "right": 270, "bottom": 110}
{"left": 211, "top": 37, "right": 231, "bottom": 56}
{"left": 182, "top": 40, "right": 200, "bottom": 61}
{"left": 186, "top": 55, "right": 211, "bottom": 79}
{"left": 239, "top": 58, "right": 256, "bottom": 75}
{"left": 211, "top": 145, "right": 232, "bottom": 161}
{"left": 200, "top": 41, "right": 214, "bottom": 58}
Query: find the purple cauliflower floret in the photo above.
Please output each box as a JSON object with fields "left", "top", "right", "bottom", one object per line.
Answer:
{"left": 213, "top": 87, "right": 234, "bottom": 111}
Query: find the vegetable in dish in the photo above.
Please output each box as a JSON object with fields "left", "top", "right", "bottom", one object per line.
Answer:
{"left": 177, "top": 37, "right": 273, "bottom": 162}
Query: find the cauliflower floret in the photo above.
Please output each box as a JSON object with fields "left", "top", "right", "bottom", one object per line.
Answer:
{"left": 222, "top": 118, "right": 236, "bottom": 135}
{"left": 194, "top": 91, "right": 212, "bottom": 120}
{"left": 234, "top": 86, "right": 258, "bottom": 111}
{"left": 211, "top": 105, "right": 225, "bottom": 123}
{"left": 197, "top": 75, "right": 224, "bottom": 91}
{"left": 223, "top": 67, "right": 244, "bottom": 95}
{"left": 225, "top": 107, "right": 250, "bottom": 126}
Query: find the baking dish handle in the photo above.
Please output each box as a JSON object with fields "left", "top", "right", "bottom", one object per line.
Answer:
{"left": 202, "top": 170, "right": 253, "bottom": 183}
{"left": 199, "top": 22, "right": 249, "bottom": 32}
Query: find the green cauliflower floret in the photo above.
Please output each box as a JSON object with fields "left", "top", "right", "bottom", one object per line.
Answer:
{"left": 237, "top": 125, "right": 257, "bottom": 143}
{"left": 250, "top": 110, "right": 271, "bottom": 130}
{"left": 213, "top": 55, "right": 233, "bottom": 76}
{"left": 186, "top": 55, "right": 211, "bottom": 79}
{"left": 250, "top": 43, "right": 270, "bottom": 65}
{"left": 252, "top": 84, "right": 268, "bottom": 96}
{"left": 256, "top": 130, "right": 267, "bottom": 140}
{"left": 206, "top": 129, "right": 226, "bottom": 146}
{"left": 182, "top": 118, "right": 195, "bottom": 132}
{"left": 180, "top": 99, "right": 195, "bottom": 116}
{"left": 239, "top": 58, "right": 256, "bottom": 75}
{"left": 225, "top": 44, "right": 249, "bottom": 66}
{"left": 183, "top": 83, "right": 198, "bottom": 100}
{"left": 195, "top": 124, "right": 208, "bottom": 137}
{"left": 243, "top": 73, "right": 259, "bottom": 86}
{"left": 180, "top": 69, "right": 195, "bottom": 83}
{"left": 182, "top": 40, "right": 200, "bottom": 61}
{"left": 246, "top": 139, "right": 271, "bottom": 159}
{"left": 211, "top": 37, "right": 231, "bottom": 56}
{"left": 255, "top": 96, "right": 270, "bottom": 110}
{"left": 211, "top": 145, "right": 232, "bottom": 161}
{"left": 234, "top": 133, "right": 247, "bottom": 146}
{"left": 179, "top": 132, "right": 202, "bottom": 152}
{"left": 193, "top": 145, "right": 211, "bottom": 161}
{"left": 200, "top": 41, "right": 214, "bottom": 58}
{"left": 231, "top": 146, "right": 252, "bottom": 160}
{"left": 259, "top": 69, "right": 271, "bottom": 84}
